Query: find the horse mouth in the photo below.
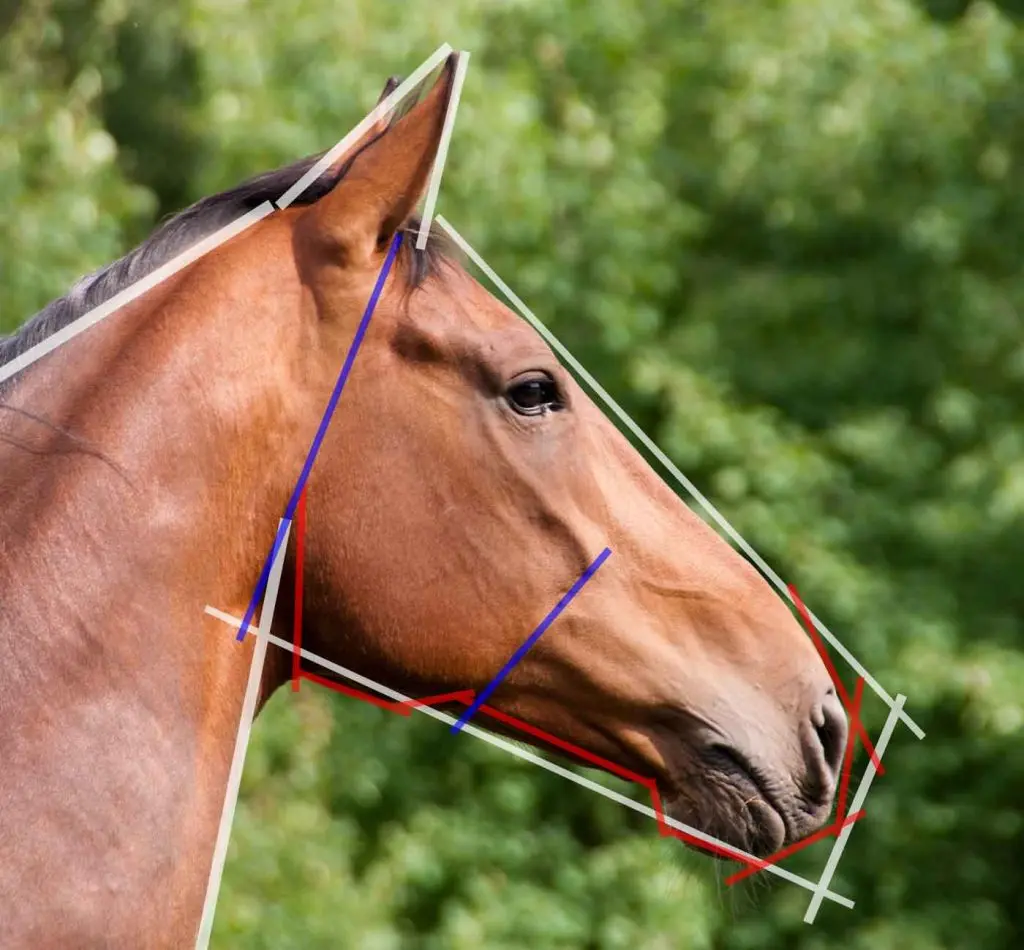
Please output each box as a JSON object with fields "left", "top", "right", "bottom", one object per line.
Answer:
{"left": 715, "top": 745, "right": 789, "bottom": 855}
{"left": 663, "top": 744, "right": 789, "bottom": 859}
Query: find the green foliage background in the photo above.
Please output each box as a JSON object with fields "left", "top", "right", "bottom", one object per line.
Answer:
{"left": 3, "top": 0, "right": 1023, "bottom": 946}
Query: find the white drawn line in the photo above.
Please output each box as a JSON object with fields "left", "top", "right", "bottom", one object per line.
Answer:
{"left": 275, "top": 43, "right": 454, "bottom": 210}
{"left": 203, "top": 603, "right": 854, "bottom": 909}
{"left": 803, "top": 693, "right": 905, "bottom": 924}
{"left": 195, "top": 521, "right": 292, "bottom": 949}
{"left": 434, "top": 214, "right": 925, "bottom": 742}
{"left": 3, "top": 46, "right": 452, "bottom": 388}
{"left": 416, "top": 50, "right": 470, "bottom": 249}
{"left": 0, "top": 202, "right": 275, "bottom": 387}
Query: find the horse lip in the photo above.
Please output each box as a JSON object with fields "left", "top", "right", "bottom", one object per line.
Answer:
{"left": 703, "top": 743, "right": 791, "bottom": 849}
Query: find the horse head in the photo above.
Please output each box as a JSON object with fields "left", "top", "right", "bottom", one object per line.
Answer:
{"left": 281, "top": 60, "right": 847, "bottom": 857}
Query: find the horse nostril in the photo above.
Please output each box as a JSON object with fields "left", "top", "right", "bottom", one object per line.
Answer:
{"left": 812, "top": 688, "right": 848, "bottom": 782}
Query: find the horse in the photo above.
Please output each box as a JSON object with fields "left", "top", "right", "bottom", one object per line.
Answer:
{"left": 0, "top": 56, "right": 847, "bottom": 948}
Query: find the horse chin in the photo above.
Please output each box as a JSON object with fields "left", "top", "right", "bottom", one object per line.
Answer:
{"left": 661, "top": 788, "right": 787, "bottom": 860}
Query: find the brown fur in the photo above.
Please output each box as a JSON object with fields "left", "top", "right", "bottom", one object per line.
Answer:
{"left": 0, "top": 58, "right": 845, "bottom": 947}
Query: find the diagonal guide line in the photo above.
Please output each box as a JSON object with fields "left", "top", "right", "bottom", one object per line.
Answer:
{"left": 233, "top": 232, "right": 403, "bottom": 644}
{"left": 204, "top": 604, "right": 853, "bottom": 909}
{"left": 2, "top": 43, "right": 450, "bottom": 387}
{"left": 195, "top": 520, "right": 291, "bottom": 949}
{"left": 285, "top": 506, "right": 789, "bottom": 874}
{"left": 301, "top": 669, "right": 778, "bottom": 868}
{"left": 282, "top": 232, "right": 403, "bottom": 522}
{"left": 233, "top": 519, "right": 291, "bottom": 646}
{"left": 2, "top": 42, "right": 867, "bottom": 919}
{"left": 276, "top": 43, "right": 453, "bottom": 209}
{"left": 291, "top": 487, "right": 308, "bottom": 691}
{"left": 0, "top": 202, "right": 275, "bottom": 387}
{"left": 724, "top": 676, "right": 869, "bottom": 887}
{"left": 790, "top": 585, "right": 883, "bottom": 774}
{"left": 290, "top": 623, "right": 803, "bottom": 872}
{"left": 435, "top": 214, "right": 923, "bottom": 742}
{"left": 451, "top": 546, "right": 612, "bottom": 733}
{"left": 416, "top": 50, "right": 470, "bottom": 250}
{"left": 804, "top": 693, "right": 906, "bottom": 924}
{"left": 835, "top": 678, "right": 866, "bottom": 825}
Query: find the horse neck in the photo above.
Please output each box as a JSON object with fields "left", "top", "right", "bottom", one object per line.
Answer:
{"left": 0, "top": 234, "right": 329, "bottom": 942}
{"left": 0, "top": 257, "right": 308, "bottom": 763}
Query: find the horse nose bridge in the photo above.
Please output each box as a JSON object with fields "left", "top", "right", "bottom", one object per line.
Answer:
{"left": 679, "top": 580, "right": 822, "bottom": 677}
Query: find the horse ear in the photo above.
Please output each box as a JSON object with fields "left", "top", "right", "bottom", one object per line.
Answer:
{"left": 324, "top": 75, "right": 402, "bottom": 172}
{"left": 306, "top": 56, "right": 457, "bottom": 261}
{"left": 377, "top": 75, "right": 403, "bottom": 104}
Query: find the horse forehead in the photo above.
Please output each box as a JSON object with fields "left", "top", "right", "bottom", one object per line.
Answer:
{"left": 425, "top": 266, "right": 517, "bottom": 329}
{"left": 401, "top": 275, "right": 551, "bottom": 364}
{"left": 476, "top": 322, "right": 554, "bottom": 362}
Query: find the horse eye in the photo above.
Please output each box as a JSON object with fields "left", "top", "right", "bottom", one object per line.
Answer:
{"left": 506, "top": 373, "right": 563, "bottom": 416}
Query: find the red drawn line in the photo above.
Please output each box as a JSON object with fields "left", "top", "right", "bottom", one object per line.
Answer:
{"left": 291, "top": 487, "right": 307, "bottom": 692}
{"left": 301, "top": 670, "right": 413, "bottom": 715}
{"left": 725, "top": 677, "right": 872, "bottom": 883}
{"left": 724, "top": 674, "right": 872, "bottom": 884}
{"left": 299, "top": 672, "right": 476, "bottom": 718}
{"left": 835, "top": 677, "right": 865, "bottom": 824}
{"left": 788, "top": 585, "right": 883, "bottom": 776}
{"left": 724, "top": 809, "right": 866, "bottom": 886}
{"left": 475, "top": 706, "right": 757, "bottom": 863}
{"left": 651, "top": 788, "right": 770, "bottom": 863}
{"left": 298, "top": 673, "right": 770, "bottom": 868}
{"left": 475, "top": 703, "right": 650, "bottom": 787}
{"left": 401, "top": 689, "right": 476, "bottom": 710}
{"left": 290, "top": 582, "right": 885, "bottom": 881}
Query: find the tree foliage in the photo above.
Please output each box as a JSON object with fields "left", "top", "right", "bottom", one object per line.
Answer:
{"left": 3, "top": 0, "right": 1022, "bottom": 947}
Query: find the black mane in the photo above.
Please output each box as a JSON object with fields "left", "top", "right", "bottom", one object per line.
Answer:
{"left": 0, "top": 146, "right": 458, "bottom": 385}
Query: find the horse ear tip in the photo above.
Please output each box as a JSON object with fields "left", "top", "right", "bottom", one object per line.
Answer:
{"left": 443, "top": 51, "right": 465, "bottom": 80}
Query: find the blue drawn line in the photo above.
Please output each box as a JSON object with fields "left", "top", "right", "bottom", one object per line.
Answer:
{"left": 450, "top": 546, "right": 613, "bottom": 734}
{"left": 234, "top": 232, "right": 404, "bottom": 643}
{"left": 232, "top": 518, "right": 293, "bottom": 642}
